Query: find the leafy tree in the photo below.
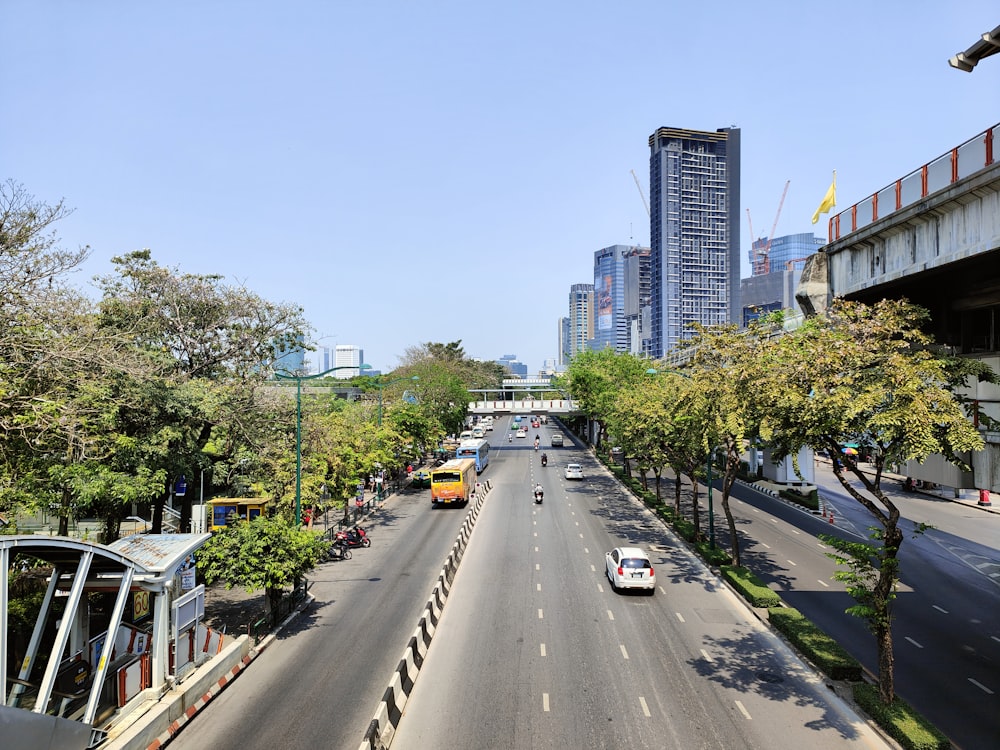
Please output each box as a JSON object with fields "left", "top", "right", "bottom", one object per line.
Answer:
{"left": 566, "top": 350, "right": 649, "bottom": 452}
{"left": 197, "top": 515, "right": 328, "bottom": 615}
{"left": 758, "top": 298, "right": 985, "bottom": 705}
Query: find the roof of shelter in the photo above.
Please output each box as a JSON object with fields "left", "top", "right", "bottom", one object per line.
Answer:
{"left": 2, "top": 533, "right": 211, "bottom": 582}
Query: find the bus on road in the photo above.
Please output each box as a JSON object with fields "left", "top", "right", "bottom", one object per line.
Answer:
{"left": 456, "top": 438, "right": 490, "bottom": 473}
{"left": 431, "top": 458, "right": 477, "bottom": 507}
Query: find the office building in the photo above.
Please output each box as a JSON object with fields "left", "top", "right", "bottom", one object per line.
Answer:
{"left": 567, "top": 283, "right": 594, "bottom": 362}
{"left": 273, "top": 334, "right": 306, "bottom": 375}
{"left": 592, "top": 245, "right": 631, "bottom": 354}
{"left": 747, "top": 232, "right": 825, "bottom": 276}
{"left": 623, "top": 245, "right": 652, "bottom": 355}
{"left": 497, "top": 354, "right": 528, "bottom": 377}
{"left": 334, "top": 344, "right": 364, "bottom": 378}
{"left": 648, "top": 126, "right": 741, "bottom": 357}
{"left": 559, "top": 317, "right": 571, "bottom": 367}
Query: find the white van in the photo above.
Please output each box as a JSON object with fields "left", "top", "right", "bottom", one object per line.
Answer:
{"left": 472, "top": 427, "right": 485, "bottom": 439}
{"left": 459, "top": 430, "right": 474, "bottom": 441}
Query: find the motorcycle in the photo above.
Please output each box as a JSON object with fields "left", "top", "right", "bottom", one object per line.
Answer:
{"left": 508, "top": 434, "right": 513, "bottom": 443}
{"left": 533, "top": 487, "right": 544, "bottom": 504}
{"left": 327, "top": 539, "right": 352, "bottom": 560}
{"left": 335, "top": 526, "right": 371, "bottom": 548}
{"left": 540, "top": 453, "right": 547, "bottom": 467}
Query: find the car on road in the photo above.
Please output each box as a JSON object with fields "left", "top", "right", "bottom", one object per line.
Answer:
{"left": 531, "top": 420, "right": 540, "bottom": 428}
{"left": 564, "top": 463, "right": 583, "bottom": 480}
{"left": 605, "top": 547, "right": 655, "bottom": 594}
{"left": 517, "top": 428, "right": 528, "bottom": 438}
{"left": 550, "top": 434, "right": 564, "bottom": 447}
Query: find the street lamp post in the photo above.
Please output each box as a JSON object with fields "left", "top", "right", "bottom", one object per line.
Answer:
{"left": 374, "top": 375, "right": 420, "bottom": 426}
{"left": 276, "top": 363, "right": 372, "bottom": 526}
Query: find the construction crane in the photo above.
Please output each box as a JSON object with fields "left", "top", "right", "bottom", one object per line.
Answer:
{"left": 631, "top": 169, "right": 650, "bottom": 218}
{"left": 748, "top": 179, "right": 790, "bottom": 275}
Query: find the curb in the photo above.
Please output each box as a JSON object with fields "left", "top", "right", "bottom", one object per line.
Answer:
{"left": 142, "top": 596, "right": 312, "bottom": 750}
{"left": 358, "top": 482, "right": 492, "bottom": 750}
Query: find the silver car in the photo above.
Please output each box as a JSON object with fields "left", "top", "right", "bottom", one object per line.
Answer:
{"left": 606, "top": 546, "right": 656, "bottom": 594}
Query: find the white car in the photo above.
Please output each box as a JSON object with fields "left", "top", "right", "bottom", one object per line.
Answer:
{"left": 564, "top": 463, "right": 583, "bottom": 480}
{"left": 484, "top": 422, "right": 493, "bottom": 431}
{"left": 606, "top": 547, "right": 656, "bottom": 594}
{"left": 517, "top": 428, "right": 528, "bottom": 438}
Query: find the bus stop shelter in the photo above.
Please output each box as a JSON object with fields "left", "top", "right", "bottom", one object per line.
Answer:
{"left": 2, "top": 532, "right": 211, "bottom": 750}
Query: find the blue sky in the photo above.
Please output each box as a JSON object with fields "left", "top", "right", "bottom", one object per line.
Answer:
{"left": 3, "top": 1, "right": 998, "bottom": 373}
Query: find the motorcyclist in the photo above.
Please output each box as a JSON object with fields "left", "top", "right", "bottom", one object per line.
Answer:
{"left": 534, "top": 484, "right": 544, "bottom": 501}
{"left": 508, "top": 433, "right": 513, "bottom": 443}
{"left": 540, "top": 452, "right": 547, "bottom": 466}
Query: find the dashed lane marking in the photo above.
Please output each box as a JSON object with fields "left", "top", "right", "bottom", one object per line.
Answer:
{"left": 639, "top": 697, "right": 651, "bottom": 717}
{"left": 735, "top": 700, "right": 752, "bottom": 720}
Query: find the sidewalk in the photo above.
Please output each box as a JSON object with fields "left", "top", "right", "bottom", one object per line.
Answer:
{"left": 811, "top": 456, "right": 999, "bottom": 515}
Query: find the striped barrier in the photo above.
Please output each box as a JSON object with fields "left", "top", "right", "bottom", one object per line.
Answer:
{"left": 358, "top": 480, "right": 491, "bottom": 750}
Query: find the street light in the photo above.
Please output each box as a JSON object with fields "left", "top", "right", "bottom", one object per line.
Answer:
{"left": 646, "top": 368, "right": 716, "bottom": 549}
{"left": 371, "top": 374, "right": 420, "bottom": 426}
{"left": 276, "top": 363, "right": 372, "bottom": 526}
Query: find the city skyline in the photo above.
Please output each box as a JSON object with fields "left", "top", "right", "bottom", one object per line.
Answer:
{"left": 3, "top": 3, "right": 997, "bottom": 372}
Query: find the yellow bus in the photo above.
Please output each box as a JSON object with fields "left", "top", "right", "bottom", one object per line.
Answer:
{"left": 430, "top": 458, "right": 477, "bottom": 507}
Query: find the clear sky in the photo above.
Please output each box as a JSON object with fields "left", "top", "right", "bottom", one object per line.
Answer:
{"left": 3, "top": 1, "right": 997, "bottom": 373}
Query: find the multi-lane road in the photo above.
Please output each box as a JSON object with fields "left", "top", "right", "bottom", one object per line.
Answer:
{"left": 168, "top": 419, "right": 997, "bottom": 749}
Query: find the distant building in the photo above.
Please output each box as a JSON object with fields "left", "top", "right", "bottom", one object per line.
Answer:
{"left": 567, "top": 283, "right": 594, "bottom": 362}
{"left": 274, "top": 334, "right": 306, "bottom": 375}
{"left": 649, "top": 126, "right": 741, "bottom": 357}
{"left": 334, "top": 344, "right": 364, "bottom": 378}
{"left": 741, "top": 233, "right": 824, "bottom": 322}
{"left": 747, "top": 232, "right": 825, "bottom": 277}
{"left": 317, "top": 346, "right": 333, "bottom": 373}
{"left": 592, "top": 245, "right": 631, "bottom": 354}
{"left": 623, "top": 246, "right": 652, "bottom": 355}
{"left": 559, "top": 317, "right": 570, "bottom": 367}
{"left": 497, "top": 354, "right": 528, "bottom": 377}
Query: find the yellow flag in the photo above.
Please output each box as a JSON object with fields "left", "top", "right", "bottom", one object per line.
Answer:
{"left": 811, "top": 171, "right": 837, "bottom": 224}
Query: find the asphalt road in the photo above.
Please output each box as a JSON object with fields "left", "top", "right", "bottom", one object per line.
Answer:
{"left": 391, "top": 422, "right": 890, "bottom": 750}
{"left": 709, "top": 467, "right": 1000, "bottom": 750}
{"left": 167, "top": 476, "right": 473, "bottom": 750}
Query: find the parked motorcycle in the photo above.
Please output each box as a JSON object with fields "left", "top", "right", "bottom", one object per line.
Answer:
{"left": 327, "top": 539, "right": 352, "bottom": 560}
{"left": 335, "top": 526, "right": 371, "bottom": 548}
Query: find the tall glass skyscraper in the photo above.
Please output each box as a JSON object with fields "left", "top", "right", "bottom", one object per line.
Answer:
{"left": 591, "top": 245, "right": 630, "bottom": 353}
{"left": 648, "top": 126, "right": 740, "bottom": 357}
{"left": 747, "top": 232, "right": 825, "bottom": 276}
{"left": 567, "top": 283, "right": 594, "bottom": 362}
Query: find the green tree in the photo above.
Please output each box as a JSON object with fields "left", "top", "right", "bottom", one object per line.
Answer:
{"left": 197, "top": 515, "right": 328, "bottom": 615}
{"left": 566, "top": 350, "right": 650, "bottom": 452}
{"left": 758, "top": 298, "right": 985, "bottom": 705}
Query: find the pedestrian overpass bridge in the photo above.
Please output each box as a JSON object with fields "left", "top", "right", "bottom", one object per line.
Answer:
{"left": 798, "top": 121, "right": 1000, "bottom": 493}
{"left": 467, "top": 398, "right": 580, "bottom": 416}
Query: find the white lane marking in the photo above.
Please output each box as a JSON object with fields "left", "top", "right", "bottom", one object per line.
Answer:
{"left": 597, "top": 583, "right": 604, "bottom": 593}
{"left": 540, "top": 643, "right": 546, "bottom": 657}
{"left": 760, "top": 542, "right": 771, "bottom": 549}
{"left": 933, "top": 605, "right": 949, "bottom": 614}
{"left": 991, "top": 635, "right": 1000, "bottom": 644}
{"left": 620, "top": 644, "right": 629, "bottom": 659}
{"left": 535, "top": 563, "right": 540, "bottom": 570}
{"left": 590, "top": 564, "right": 596, "bottom": 572}
{"left": 543, "top": 693, "right": 550, "bottom": 711}
{"left": 817, "top": 579, "right": 829, "bottom": 588}
{"left": 638, "top": 697, "right": 651, "bottom": 717}
{"left": 607, "top": 610, "right": 615, "bottom": 621}
{"left": 579, "top": 533, "right": 584, "bottom": 538}
{"left": 752, "top": 508, "right": 760, "bottom": 513}
{"left": 735, "top": 700, "right": 752, "bottom": 719}
{"left": 904, "top": 636, "right": 923, "bottom": 648}
{"left": 538, "top": 609, "right": 543, "bottom": 619}
{"left": 770, "top": 518, "right": 778, "bottom": 523}
{"left": 575, "top": 521, "right": 579, "bottom": 526}
{"left": 537, "top": 583, "right": 541, "bottom": 591}
{"left": 675, "top": 612, "right": 685, "bottom": 623}
{"left": 535, "top": 546, "right": 539, "bottom": 552}
{"left": 534, "top": 532, "right": 538, "bottom": 537}
{"left": 584, "top": 547, "right": 589, "bottom": 553}
{"left": 790, "top": 529, "right": 801, "bottom": 535}
{"left": 700, "top": 649, "right": 713, "bottom": 662}
{"left": 786, "top": 559, "right": 797, "bottom": 567}
{"left": 968, "top": 678, "right": 994, "bottom": 695}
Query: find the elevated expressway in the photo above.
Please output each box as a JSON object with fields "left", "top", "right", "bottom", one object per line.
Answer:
{"left": 798, "top": 122, "right": 1000, "bottom": 493}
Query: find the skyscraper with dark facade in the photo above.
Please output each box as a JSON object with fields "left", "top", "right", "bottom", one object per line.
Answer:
{"left": 648, "top": 126, "right": 740, "bottom": 357}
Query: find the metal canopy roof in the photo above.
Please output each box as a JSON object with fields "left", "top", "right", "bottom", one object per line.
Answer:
{"left": 2, "top": 533, "right": 211, "bottom": 584}
{"left": 949, "top": 24, "right": 1000, "bottom": 71}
